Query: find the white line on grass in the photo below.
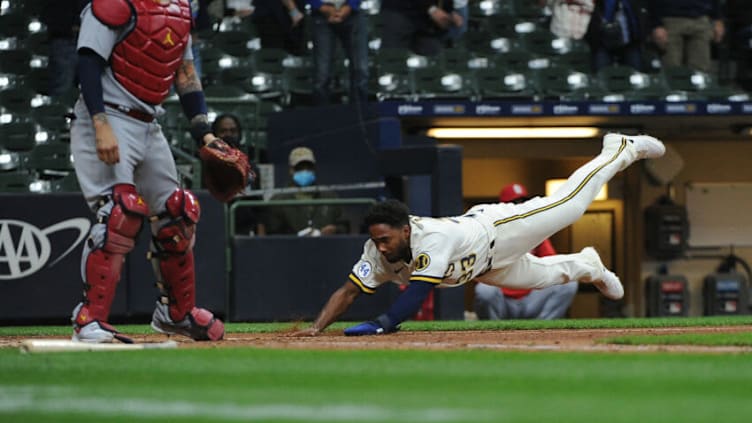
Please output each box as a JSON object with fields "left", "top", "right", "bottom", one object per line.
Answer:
{"left": 0, "top": 386, "right": 496, "bottom": 422}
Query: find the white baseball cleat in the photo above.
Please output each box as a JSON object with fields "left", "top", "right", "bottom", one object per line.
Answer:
{"left": 603, "top": 133, "right": 665, "bottom": 160}
{"left": 72, "top": 320, "right": 116, "bottom": 343}
{"left": 580, "top": 246, "right": 624, "bottom": 300}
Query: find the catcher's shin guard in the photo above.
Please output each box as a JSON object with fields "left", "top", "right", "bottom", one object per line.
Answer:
{"left": 149, "top": 188, "right": 224, "bottom": 341}
{"left": 73, "top": 184, "right": 148, "bottom": 338}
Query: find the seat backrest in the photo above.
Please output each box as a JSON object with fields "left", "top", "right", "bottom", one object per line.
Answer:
{"left": 0, "top": 121, "right": 37, "bottom": 152}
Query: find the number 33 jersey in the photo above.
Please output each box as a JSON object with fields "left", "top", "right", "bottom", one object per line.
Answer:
{"left": 349, "top": 213, "right": 496, "bottom": 294}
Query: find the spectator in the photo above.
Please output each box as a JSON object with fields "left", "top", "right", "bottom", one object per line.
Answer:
{"left": 191, "top": 0, "right": 218, "bottom": 80}
{"left": 211, "top": 113, "right": 243, "bottom": 148}
{"left": 211, "top": 112, "right": 261, "bottom": 188}
{"left": 308, "top": 0, "right": 369, "bottom": 106}
{"left": 586, "top": 0, "right": 645, "bottom": 72}
{"left": 251, "top": 0, "right": 307, "bottom": 56}
{"left": 474, "top": 183, "right": 579, "bottom": 320}
{"left": 548, "top": 0, "right": 594, "bottom": 41}
{"left": 725, "top": 0, "right": 752, "bottom": 89}
{"left": 445, "top": 0, "right": 468, "bottom": 47}
{"left": 648, "top": 0, "right": 724, "bottom": 73}
{"left": 380, "top": 0, "right": 455, "bottom": 56}
{"left": 40, "top": 0, "right": 86, "bottom": 98}
{"left": 261, "top": 146, "right": 347, "bottom": 235}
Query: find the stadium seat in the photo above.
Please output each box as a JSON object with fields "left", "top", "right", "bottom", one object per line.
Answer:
{"left": 212, "top": 29, "right": 257, "bottom": 58}
{"left": 0, "top": 86, "right": 35, "bottom": 114}
{"left": 0, "top": 171, "right": 34, "bottom": 193}
{"left": 252, "top": 48, "right": 291, "bottom": 74}
{"left": 0, "top": 121, "right": 36, "bottom": 152}
{"left": 28, "top": 141, "right": 73, "bottom": 170}
{"left": 0, "top": 12, "right": 30, "bottom": 38}
{"left": 0, "top": 49, "right": 32, "bottom": 75}
{"left": 411, "top": 68, "right": 473, "bottom": 100}
{"left": 371, "top": 71, "right": 412, "bottom": 101}
{"left": 596, "top": 65, "right": 668, "bottom": 101}
{"left": 533, "top": 66, "right": 603, "bottom": 101}
{"left": 473, "top": 68, "right": 537, "bottom": 101}
{"left": 282, "top": 67, "right": 316, "bottom": 107}
{"left": 660, "top": 66, "right": 749, "bottom": 101}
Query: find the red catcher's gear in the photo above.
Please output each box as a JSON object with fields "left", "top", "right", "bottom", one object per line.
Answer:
{"left": 98, "top": 0, "right": 192, "bottom": 105}
{"left": 78, "top": 184, "right": 149, "bottom": 325}
{"left": 151, "top": 188, "right": 201, "bottom": 322}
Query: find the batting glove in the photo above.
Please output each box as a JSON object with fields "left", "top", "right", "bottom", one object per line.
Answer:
{"left": 344, "top": 315, "right": 400, "bottom": 336}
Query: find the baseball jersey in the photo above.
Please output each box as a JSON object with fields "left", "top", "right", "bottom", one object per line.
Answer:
{"left": 77, "top": 2, "right": 193, "bottom": 116}
{"left": 349, "top": 213, "right": 496, "bottom": 294}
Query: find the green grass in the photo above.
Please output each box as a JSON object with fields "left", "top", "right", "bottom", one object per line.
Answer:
{"left": 1, "top": 318, "right": 751, "bottom": 422}
{"left": 603, "top": 331, "right": 752, "bottom": 347}
{"left": 1, "top": 348, "right": 751, "bottom": 423}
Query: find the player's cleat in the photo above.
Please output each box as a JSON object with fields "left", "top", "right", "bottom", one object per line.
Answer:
{"left": 580, "top": 247, "right": 624, "bottom": 300}
{"left": 603, "top": 133, "right": 666, "bottom": 161}
{"left": 151, "top": 302, "right": 224, "bottom": 341}
{"left": 71, "top": 303, "right": 133, "bottom": 343}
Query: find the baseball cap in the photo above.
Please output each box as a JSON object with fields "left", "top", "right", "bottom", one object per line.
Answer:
{"left": 289, "top": 147, "right": 316, "bottom": 167}
{"left": 499, "top": 183, "right": 528, "bottom": 203}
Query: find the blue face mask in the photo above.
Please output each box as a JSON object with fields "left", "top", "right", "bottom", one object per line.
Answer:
{"left": 293, "top": 170, "right": 316, "bottom": 187}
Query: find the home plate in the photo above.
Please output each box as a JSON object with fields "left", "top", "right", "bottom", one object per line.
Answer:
{"left": 20, "top": 339, "right": 178, "bottom": 353}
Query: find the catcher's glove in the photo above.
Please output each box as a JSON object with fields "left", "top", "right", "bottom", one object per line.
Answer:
{"left": 198, "top": 139, "right": 254, "bottom": 203}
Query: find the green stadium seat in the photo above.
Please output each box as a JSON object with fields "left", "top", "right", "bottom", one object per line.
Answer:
{"left": 0, "top": 121, "right": 36, "bottom": 152}
{"left": 533, "top": 66, "right": 603, "bottom": 101}
{"left": 0, "top": 171, "right": 34, "bottom": 193}
{"left": 0, "top": 12, "right": 30, "bottom": 38}
{"left": 473, "top": 68, "right": 537, "bottom": 101}
{"left": 0, "top": 50, "right": 32, "bottom": 75}
{"left": 411, "top": 68, "right": 473, "bottom": 100}
{"left": 212, "top": 29, "right": 257, "bottom": 58}
{"left": 0, "top": 86, "right": 35, "bottom": 114}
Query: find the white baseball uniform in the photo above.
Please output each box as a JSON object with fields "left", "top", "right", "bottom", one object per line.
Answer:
{"left": 350, "top": 135, "right": 638, "bottom": 294}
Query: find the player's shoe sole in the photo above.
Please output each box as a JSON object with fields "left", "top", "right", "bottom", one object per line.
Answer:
{"left": 580, "top": 246, "right": 624, "bottom": 300}
{"left": 603, "top": 133, "right": 666, "bottom": 160}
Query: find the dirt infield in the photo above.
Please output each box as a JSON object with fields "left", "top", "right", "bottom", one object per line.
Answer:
{"left": 4, "top": 325, "right": 751, "bottom": 353}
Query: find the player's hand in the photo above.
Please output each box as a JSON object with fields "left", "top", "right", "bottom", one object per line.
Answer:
{"left": 429, "top": 8, "right": 451, "bottom": 30}
{"left": 93, "top": 113, "right": 120, "bottom": 164}
{"left": 344, "top": 320, "right": 400, "bottom": 336}
{"left": 291, "top": 327, "right": 322, "bottom": 337}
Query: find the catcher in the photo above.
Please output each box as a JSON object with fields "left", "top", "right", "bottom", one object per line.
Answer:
{"left": 69, "top": 0, "right": 249, "bottom": 343}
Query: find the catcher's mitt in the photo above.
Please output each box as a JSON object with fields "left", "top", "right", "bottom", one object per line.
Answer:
{"left": 198, "top": 139, "right": 253, "bottom": 203}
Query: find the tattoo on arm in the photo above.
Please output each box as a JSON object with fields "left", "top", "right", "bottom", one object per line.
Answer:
{"left": 174, "top": 60, "right": 202, "bottom": 95}
{"left": 92, "top": 113, "right": 108, "bottom": 125}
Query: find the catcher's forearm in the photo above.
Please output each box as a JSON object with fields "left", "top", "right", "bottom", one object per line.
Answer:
{"left": 311, "top": 283, "right": 360, "bottom": 333}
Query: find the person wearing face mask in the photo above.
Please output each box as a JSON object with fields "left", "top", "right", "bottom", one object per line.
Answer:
{"left": 211, "top": 113, "right": 264, "bottom": 235}
{"left": 261, "top": 146, "right": 347, "bottom": 236}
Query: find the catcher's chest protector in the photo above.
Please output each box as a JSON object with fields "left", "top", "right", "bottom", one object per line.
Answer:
{"left": 110, "top": 0, "right": 192, "bottom": 105}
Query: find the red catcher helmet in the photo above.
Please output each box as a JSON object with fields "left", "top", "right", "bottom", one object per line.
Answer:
{"left": 499, "top": 183, "right": 529, "bottom": 203}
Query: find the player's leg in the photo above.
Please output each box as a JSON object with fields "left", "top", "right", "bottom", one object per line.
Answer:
{"left": 479, "top": 249, "right": 623, "bottom": 299}
{"left": 69, "top": 102, "right": 146, "bottom": 342}
{"left": 490, "top": 133, "right": 664, "bottom": 260}
{"left": 473, "top": 283, "right": 508, "bottom": 320}
{"left": 137, "top": 136, "right": 224, "bottom": 341}
{"left": 71, "top": 184, "right": 148, "bottom": 342}
{"left": 521, "top": 282, "right": 578, "bottom": 319}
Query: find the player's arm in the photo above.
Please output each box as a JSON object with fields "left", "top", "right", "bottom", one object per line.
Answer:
{"left": 344, "top": 280, "right": 435, "bottom": 336}
{"left": 293, "top": 281, "right": 361, "bottom": 336}
{"left": 78, "top": 47, "right": 119, "bottom": 164}
{"left": 174, "top": 58, "right": 215, "bottom": 148}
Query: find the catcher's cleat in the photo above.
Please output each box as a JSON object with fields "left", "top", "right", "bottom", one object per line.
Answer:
{"left": 150, "top": 302, "right": 224, "bottom": 341}
{"left": 580, "top": 247, "right": 624, "bottom": 300}
{"left": 71, "top": 303, "right": 133, "bottom": 344}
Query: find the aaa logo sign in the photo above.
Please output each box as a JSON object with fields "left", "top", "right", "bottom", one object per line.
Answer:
{"left": 0, "top": 219, "right": 90, "bottom": 280}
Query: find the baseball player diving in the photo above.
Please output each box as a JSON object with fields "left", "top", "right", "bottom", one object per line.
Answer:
{"left": 69, "top": 0, "right": 248, "bottom": 343}
{"left": 295, "top": 133, "right": 665, "bottom": 336}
